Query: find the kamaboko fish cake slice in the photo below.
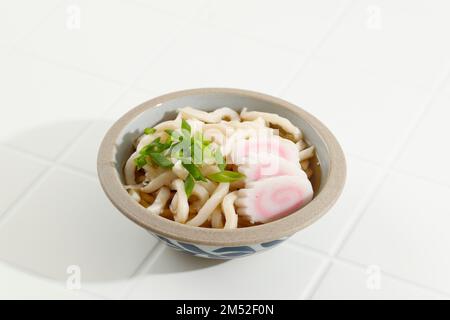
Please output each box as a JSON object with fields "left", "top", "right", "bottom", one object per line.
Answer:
{"left": 236, "top": 175, "right": 313, "bottom": 223}
{"left": 231, "top": 135, "right": 300, "bottom": 165}
{"left": 237, "top": 153, "right": 307, "bottom": 182}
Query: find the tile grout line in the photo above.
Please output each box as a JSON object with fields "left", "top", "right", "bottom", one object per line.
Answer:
{"left": 0, "top": 100, "right": 125, "bottom": 224}
{"left": 0, "top": 137, "right": 91, "bottom": 226}
{"left": 73, "top": 0, "right": 380, "bottom": 297}
{"left": 389, "top": 166, "right": 450, "bottom": 191}
{"left": 74, "top": 243, "right": 167, "bottom": 300}
{"left": 279, "top": 242, "right": 330, "bottom": 300}
{"left": 124, "top": 0, "right": 207, "bottom": 22}
{"left": 256, "top": 0, "right": 357, "bottom": 298}
{"left": 126, "top": 0, "right": 361, "bottom": 76}
{"left": 3, "top": 82, "right": 450, "bottom": 297}
{"left": 1, "top": 0, "right": 360, "bottom": 187}
{"left": 0, "top": 144, "right": 95, "bottom": 179}
{"left": 285, "top": 242, "right": 450, "bottom": 299}
{"left": 276, "top": 0, "right": 356, "bottom": 96}
{"left": 0, "top": 145, "right": 53, "bottom": 167}
{"left": 4, "top": 1, "right": 449, "bottom": 299}
{"left": 8, "top": 1, "right": 123, "bottom": 90}
{"left": 0, "top": 0, "right": 203, "bottom": 228}
{"left": 113, "top": 3, "right": 224, "bottom": 290}
{"left": 336, "top": 255, "right": 450, "bottom": 298}
{"left": 0, "top": 95, "right": 134, "bottom": 226}
{"left": 301, "top": 65, "right": 450, "bottom": 299}
{"left": 301, "top": 261, "right": 333, "bottom": 300}
{"left": 11, "top": 0, "right": 192, "bottom": 88}
{"left": 128, "top": 1, "right": 302, "bottom": 57}
{"left": 3, "top": 109, "right": 450, "bottom": 298}
{"left": 329, "top": 64, "right": 450, "bottom": 254}
{"left": 6, "top": 0, "right": 63, "bottom": 50}
{"left": 120, "top": 242, "right": 167, "bottom": 299}
{"left": 131, "top": 242, "right": 167, "bottom": 278}
{"left": 281, "top": 242, "right": 335, "bottom": 300}
{"left": 0, "top": 1, "right": 208, "bottom": 297}
{"left": 0, "top": 257, "right": 107, "bottom": 300}
{"left": 13, "top": 47, "right": 131, "bottom": 88}
{"left": 147, "top": 0, "right": 354, "bottom": 60}
{"left": 345, "top": 151, "right": 385, "bottom": 167}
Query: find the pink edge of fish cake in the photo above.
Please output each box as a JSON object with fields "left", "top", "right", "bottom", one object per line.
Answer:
{"left": 231, "top": 136, "right": 299, "bottom": 165}
{"left": 237, "top": 175, "right": 314, "bottom": 223}
{"left": 237, "top": 153, "right": 307, "bottom": 181}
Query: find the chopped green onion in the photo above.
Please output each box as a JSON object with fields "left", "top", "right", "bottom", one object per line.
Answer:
{"left": 161, "top": 136, "right": 172, "bottom": 149}
{"left": 137, "top": 121, "right": 221, "bottom": 172}
{"left": 134, "top": 156, "right": 147, "bottom": 169}
{"left": 140, "top": 137, "right": 172, "bottom": 155}
{"left": 214, "top": 148, "right": 226, "bottom": 171}
{"left": 144, "top": 127, "right": 156, "bottom": 135}
{"left": 148, "top": 153, "right": 173, "bottom": 168}
{"left": 191, "top": 134, "right": 204, "bottom": 165}
{"left": 140, "top": 138, "right": 161, "bottom": 154}
{"left": 182, "top": 163, "right": 206, "bottom": 181}
{"left": 207, "top": 170, "right": 245, "bottom": 183}
{"left": 181, "top": 119, "right": 191, "bottom": 134}
{"left": 165, "top": 129, "right": 182, "bottom": 144}
{"left": 184, "top": 174, "right": 195, "bottom": 198}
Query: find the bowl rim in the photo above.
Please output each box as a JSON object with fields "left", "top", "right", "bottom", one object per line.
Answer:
{"left": 97, "top": 88, "right": 346, "bottom": 246}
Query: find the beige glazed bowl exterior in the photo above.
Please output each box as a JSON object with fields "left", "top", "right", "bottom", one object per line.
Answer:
{"left": 97, "top": 88, "right": 346, "bottom": 259}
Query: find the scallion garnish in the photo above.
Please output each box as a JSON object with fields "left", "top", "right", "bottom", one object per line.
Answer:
{"left": 182, "top": 163, "right": 206, "bottom": 181}
{"left": 207, "top": 170, "right": 245, "bottom": 183}
{"left": 214, "top": 148, "right": 226, "bottom": 171}
{"left": 134, "top": 156, "right": 147, "bottom": 169}
{"left": 148, "top": 152, "right": 173, "bottom": 168}
{"left": 181, "top": 119, "right": 191, "bottom": 134}
{"left": 144, "top": 127, "right": 156, "bottom": 135}
{"left": 137, "top": 119, "right": 244, "bottom": 184}
{"left": 184, "top": 174, "right": 195, "bottom": 198}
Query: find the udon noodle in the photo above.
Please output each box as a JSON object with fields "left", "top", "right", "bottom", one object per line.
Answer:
{"left": 124, "top": 107, "right": 316, "bottom": 229}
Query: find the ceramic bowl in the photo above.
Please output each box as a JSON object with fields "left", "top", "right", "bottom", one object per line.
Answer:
{"left": 97, "top": 88, "right": 346, "bottom": 259}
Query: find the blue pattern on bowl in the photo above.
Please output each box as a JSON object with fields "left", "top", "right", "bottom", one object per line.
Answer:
{"left": 153, "top": 234, "right": 288, "bottom": 259}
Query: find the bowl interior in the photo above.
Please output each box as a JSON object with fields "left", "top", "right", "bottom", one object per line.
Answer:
{"left": 114, "top": 92, "right": 329, "bottom": 194}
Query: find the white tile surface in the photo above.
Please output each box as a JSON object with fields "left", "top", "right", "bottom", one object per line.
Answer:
{"left": 395, "top": 86, "right": 450, "bottom": 186}
{"left": 313, "top": 261, "right": 445, "bottom": 300}
{"left": 106, "top": 89, "right": 155, "bottom": 119}
{"left": 128, "top": 245, "right": 325, "bottom": 299}
{"left": 61, "top": 89, "right": 152, "bottom": 174}
{"left": 0, "top": 168, "right": 157, "bottom": 286}
{"left": 315, "top": 0, "right": 450, "bottom": 88}
{"left": 18, "top": 0, "right": 184, "bottom": 83}
{"left": 281, "top": 57, "right": 431, "bottom": 163}
{"left": 198, "top": 0, "right": 350, "bottom": 53}
{"left": 0, "top": 51, "right": 124, "bottom": 160}
{"left": 0, "top": 0, "right": 59, "bottom": 47}
{"left": 0, "top": 261, "right": 98, "bottom": 300}
{"left": 339, "top": 171, "right": 450, "bottom": 294}
{"left": 2, "top": 0, "right": 450, "bottom": 300}
{"left": 60, "top": 120, "right": 114, "bottom": 175}
{"left": 289, "top": 156, "right": 382, "bottom": 253}
{"left": 132, "top": 0, "right": 207, "bottom": 18}
{"left": 135, "top": 23, "right": 306, "bottom": 95}
{"left": 0, "top": 146, "right": 47, "bottom": 217}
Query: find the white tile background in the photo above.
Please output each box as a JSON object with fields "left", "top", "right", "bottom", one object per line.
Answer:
{"left": 0, "top": 0, "right": 449, "bottom": 300}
